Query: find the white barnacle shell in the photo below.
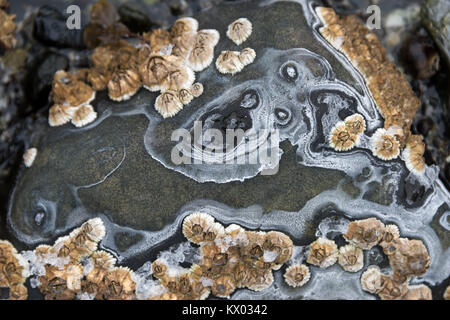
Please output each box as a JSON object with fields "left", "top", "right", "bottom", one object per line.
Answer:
{"left": 239, "top": 48, "right": 256, "bottom": 66}
{"left": 23, "top": 148, "right": 37, "bottom": 168}
{"left": 226, "top": 18, "right": 252, "bottom": 45}
{"left": 370, "top": 128, "right": 400, "bottom": 161}
{"left": 360, "top": 265, "right": 383, "bottom": 294}
{"left": 71, "top": 104, "right": 97, "bottom": 128}
{"left": 154, "top": 90, "right": 184, "bottom": 119}
{"left": 283, "top": 264, "right": 310, "bottom": 288}
{"left": 337, "top": 244, "right": 364, "bottom": 272}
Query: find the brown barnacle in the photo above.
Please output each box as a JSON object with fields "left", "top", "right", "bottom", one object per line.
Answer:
{"left": 215, "top": 50, "right": 245, "bottom": 75}
{"left": 344, "top": 113, "right": 366, "bottom": 135}
{"left": 9, "top": 284, "right": 28, "bottom": 300}
{"left": 239, "top": 48, "right": 256, "bottom": 66}
{"left": 189, "top": 83, "right": 204, "bottom": 98}
{"left": 243, "top": 231, "right": 266, "bottom": 261}
{"left": 107, "top": 69, "right": 142, "bottom": 102}
{"left": 39, "top": 273, "right": 77, "bottom": 300}
{"left": 444, "top": 286, "right": 450, "bottom": 300}
{"left": 139, "top": 53, "right": 171, "bottom": 92}
{"left": 344, "top": 217, "right": 385, "bottom": 250}
{"left": 377, "top": 274, "right": 408, "bottom": 300}
{"left": 402, "top": 284, "right": 432, "bottom": 300}
{"left": 52, "top": 71, "right": 96, "bottom": 108}
{"left": 142, "top": 29, "right": 172, "bottom": 53}
{"left": 337, "top": 244, "right": 364, "bottom": 272}
{"left": 48, "top": 104, "right": 78, "bottom": 127}
{"left": 100, "top": 267, "right": 136, "bottom": 300}
{"left": 151, "top": 259, "right": 168, "bottom": 279}
{"left": 329, "top": 122, "right": 358, "bottom": 151}
{"left": 182, "top": 212, "right": 216, "bottom": 244}
{"left": 370, "top": 128, "right": 401, "bottom": 161}
{"left": 211, "top": 274, "right": 236, "bottom": 298}
{"left": 155, "top": 90, "right": 184, "bottom": 119}
{"left": 306, "top": 237, "right": 338, "bottom": 268}
{"left": 187, "top": 30, "right": 220, "bottom": 72}
{"left": 187, "top": 45, "right": 215, "bottom": 72}
{"left": 245, "top": 268, "right": 274, "bottom": 292}
{"left": 0, "top": 240, "right": 30, "bottom": 295}
{"left": 0, "top": 9, "right": 17, "bottom": 50}
{"left": 0, "top": 0, "right": 9, "bottom": 9}
{"left": 23, "top": 147, "right": 37, "bottom": 168}
{"left": 283, "top": 264, "right": 310, "bottom": 288}
{"left": 360, "top": 265, "right": 383, "bottom": 294}
{"left": 171, "top": 17, "right": 199, "bottom": 38}
{"left": 85, "top": 250, "right": 117, "bottom": 285}
{"left": 403, "top": 134, "right": 426, "bottom": 174}
{"left": 379, "top": 224, "right": 400, "bottom": 249}
{"left": 87, "top": 67, "right": 112, "bottom": 91}
{"left": 71, "top": 104, "right": 97, "bottom": 128}
{"left": 178, "top": 88, "right": 194, "bottom": 105}
{"left": 387, "top": 238, "right": 430, "bottom": 279}
{"left": 226, "top": 18, "right": 252, "bottom": 45}
{"left": 163, "top": 55, "right": 196, "bottom": 91}
{"left": 262, "top": 231, "right": 293, "bottom": 268}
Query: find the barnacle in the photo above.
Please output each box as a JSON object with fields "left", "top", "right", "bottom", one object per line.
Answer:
{"left": 99, "top": 267, "right": 136, "bottom": 300}
{"left": 211, "top": 274, "right": 235, "bottom": 298}
{"left": 377, "top": 274, "right": 409, "bottom": 300}
{"left": 107, "top": 69, "right": 142, "bottom": 102}
{"left": 344, "top": 113, "right": 366, "bottom": 135}
{"left": 402, "top": 284, "right": 432, "bottom": 300}
{"left": 344, "top": 217, "right": 385, "bottom": 250}
{"left": 360, "top": 265, "right": 383, "bottom": 294}
{"left": 182, "top": 212, "right": 216, "bottom": 244}
{"left": 155, "top": 90, "right": 184, "bottom": 119}
{"left": 140, "top": 54, "right": 171, "bottom": 92}
{"left": 23, "top": 148, "right": 37, "bottom": 168}
{"left": 0, "top": 8, "right": 17, "bottom": 50}
{"left": 329, "top": 122, "right": 359, "bottom": 151}
{"left": 151, "top": 259, "right": 168, "bottom": 279}
{"left": 337, "top": 244, "right": 364, "bottom": 272}
{"left": 239, "top": 48, "right": 256, "bottom": 66}
{"left": 227, "top": 18, "right": 253, "bottom": 45}
{"left": 245, "top": 268, "right": 274, "bottom": 292}
{"left": 187, "top": 30, "right": 220, "bottom": 71}
{"left": 171, "top": 17, "right": 199, "bottom": 38}
{"left": 379, "top": 224, "right": 400, "bottom": 249}
{"left": 387, "top": 238, "right": 430, "bottom": 280}
{"left": 0, "top": 240, "right": 29, "bottom": 299}
{"left": 262, "top": 231, "right": 293, "bottom": 268}
{"left": 444, "top": 286, "right": 450, "bottom": 300}
{"left": 189, "top": 82, "right": 204, "bottom": 98}
{"left": 306, "top": 237, "right": 338, "bottom": 268}
{"left": 178, "top": 88, "right": 194, "bottom": 105}
{"left": 403, "top": 135, "right": 426, "bottom": 174}
{"left": 216, "top": 51, "right": 245, "bottom": 75}
{"left": 283, "top": 264, "right": 310, "bottom": 288}
{"left": 48, "top": 104, "right": 77, "bottom": 127}
{"left": 52, "top": 71, "right": 96, "bottom": 108}
{"left": 370, "top": 128, "right": 401, "bottom": 161}
{"left": 142, "top": 29, "right": 172, "bottom": 54}
{"left": 71, "top": 104, "right": 97, "bottom": 128}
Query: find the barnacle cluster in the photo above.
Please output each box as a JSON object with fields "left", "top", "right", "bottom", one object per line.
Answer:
{"left": 216, "top": 18, "right": 255, "bottom": 74}
{"left": 317, "top": 7, "right": 425, "bottom": 171}
{"left": 216, "top": 48, "right": 256, "bottom": 75}
{"left": 143, "top": 212, "right": 293, "bottom": 299}
{"left": 48, "top": 9, "right": 221, "bottom": 123}
{"left": 329, "top": 113, "right": 366, "bottom": 151}
{"left": 348, "top": 217, "right": 432, "bottom": 300}
{"left": 0, "top": 240, "right": 29, "bottom": 300}
{"left": 0, "top": 0, "right": 16, "bottom": 50}
{"left": 22, "top": 218, "right": 137, "bottom": 300}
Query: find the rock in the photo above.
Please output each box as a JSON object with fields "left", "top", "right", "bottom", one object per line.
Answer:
{"left": 4, "top": 0, "right": 450, "bottom": 300}
{"left": 118, "top": 4, "right": 159, "bottom": 33}
{"left": 422, "top": 0, "right": 450, "bottom": 67}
